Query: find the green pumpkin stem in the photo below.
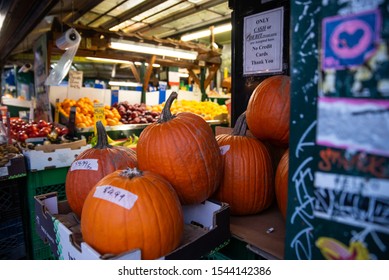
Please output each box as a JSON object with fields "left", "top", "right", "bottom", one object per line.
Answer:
{"left": 159, "top": 91, "right": 178, "bottom": 123}
{"left": 232, "top": 111, "right": 248, "bottom": 136}
{"left": 120, "top": 167, "right": 143, "bottom": 178}
{"left": 95, "top": 121, "right": 112, "bottom": 149}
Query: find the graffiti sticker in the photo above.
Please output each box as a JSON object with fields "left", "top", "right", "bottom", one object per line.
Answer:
{"left": 322, "top": 10, "right": 381, "bottom": 70}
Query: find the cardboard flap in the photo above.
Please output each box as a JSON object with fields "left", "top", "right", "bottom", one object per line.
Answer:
{"left": 34, "top": 139, "right": 87, "bottom": 153}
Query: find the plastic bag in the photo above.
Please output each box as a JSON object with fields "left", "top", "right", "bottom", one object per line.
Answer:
{"left": 45, "top": 28, "right": 81, "bottom": 86}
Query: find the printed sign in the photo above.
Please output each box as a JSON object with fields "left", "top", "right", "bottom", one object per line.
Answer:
{"left": 93, "top": 185, "right": 138, "bottom": 210}
{"left": 322, "top": 10, "right": 380, "bottom": 70}
{"left": 243, "top": 7, "right": 284, "bottom": 75}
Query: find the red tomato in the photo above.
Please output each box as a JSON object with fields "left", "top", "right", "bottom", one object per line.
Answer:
{"left": 37, "top": 120, "right": 48, "bottom": 129}
{"left": 17, "top": 131, "right": 28, "bottom": 142}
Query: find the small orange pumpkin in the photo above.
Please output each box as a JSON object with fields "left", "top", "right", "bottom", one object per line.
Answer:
{"left": 212, "top": 112, "right": 274, "bottom": 215}
{"left": 275, "top": 149, "right": 289, "bottom": 219}
{"left": 65, "top": 121, "right": 137, "bottom": 218}
{"left": 81, "top": 167, "right": 184, "bottom": 260}
{"left": 246, "top": 75, "right": 291, "bottom": 147}
{"left": 137, "top": 92, "right": 223, "bottom": 205}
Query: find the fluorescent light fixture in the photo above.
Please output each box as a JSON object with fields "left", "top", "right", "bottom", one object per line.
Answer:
{"left": 178, "top": 73, "right": 189, "bottom": 78}
{"left": 181, "top": 23, "right": 232, "bottom": 41}
{"left": 110, "top": 38, "right": 198, "bottom": 60}
{"left": 109, "top": 81, "right": 142, "bottom": 87}
{"left": 86, "top": 57, "right": 131, "bottom": 64}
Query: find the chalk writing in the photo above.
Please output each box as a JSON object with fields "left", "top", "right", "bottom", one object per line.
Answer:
{"left": 318, "top": 147, "right": 389, "bottom": 178}
{"left": 314, "top": 172, "right": 389, "bottom": 254}
{"left": 295, "top": 120, "right": 316, "bottom": 158}
{"left": 290, "top": 157, "right": 315, "bottom": 259}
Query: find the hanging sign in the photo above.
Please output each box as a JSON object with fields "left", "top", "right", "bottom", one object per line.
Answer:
{"left": 68, "top": 70, "right": 83, "bottom": 89}
{"left": 243, "top": 7, "right": 284, "bottom": 75}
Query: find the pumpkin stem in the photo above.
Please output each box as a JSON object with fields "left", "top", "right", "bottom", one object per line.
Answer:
{"left": 95, "top": 121, "right": 112, "bottom": 149}
{"left": 120, "top": 167, "right": 143, "bottom": 178}
{"left": 159, "top": 91, "right": 178, "bottom": 123}
{"left": 232, "top": 111, "right": 248, "bottom": 136}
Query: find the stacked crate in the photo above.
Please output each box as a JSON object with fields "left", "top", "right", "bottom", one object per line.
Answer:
{"left": 0, "top": 178, "right": 27, "bottom": 260}
{"left": 24, "top": 167, "right": 69, "bottom": 260}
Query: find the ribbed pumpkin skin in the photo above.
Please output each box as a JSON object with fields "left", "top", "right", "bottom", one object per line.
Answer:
{"left": 81, "top": 169, "right": 184, "bottom": 260}
{"left": 137, "top": 111, "right": 222, "bottom": 205}
{"left": 213, "top": 133, "right": 274, "bottom": 215}
{"left": 246, "top": 75, "right": 291, "bottom": 146}
{"left": 66, "top": 122, "right": 137, "bottom": 218}
{"left": 275, "top": 149, "right": 289, "bottom": 220}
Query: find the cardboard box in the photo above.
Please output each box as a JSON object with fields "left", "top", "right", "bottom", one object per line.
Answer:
{"left": 0, "top": 154, "right": 27, "bottom": 181}
{"left": 34, "top": 192, "right": 230, "bottom": 260}
{"left": 23, "top": 140, "right": 91, "bottom": 171}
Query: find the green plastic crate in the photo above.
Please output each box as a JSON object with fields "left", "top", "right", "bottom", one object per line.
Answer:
{"left": 24, "top": 167, "right": 69, "bottom": 260}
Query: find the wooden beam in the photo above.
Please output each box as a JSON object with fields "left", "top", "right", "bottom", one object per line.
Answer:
{"left": 128, "top": 62, "right": 140, "bottom": 83}
{"left": 142, "top": 55, "right": 156, "bottom": 92}
{"left": 204, "top": 64, "right": 220, "bottom": 89}
{"left": 188, "top": 69, "right": 200, "bottom": 86}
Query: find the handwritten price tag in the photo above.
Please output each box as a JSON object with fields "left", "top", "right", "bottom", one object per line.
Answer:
{"left": 93, "top": 185, "right": 138, "bottom": 210}
{"left": 70, "top": 159, "right": 99, "bottom": 171}
{"left": 93, "top": 103, "right": 106, "bottom": 134}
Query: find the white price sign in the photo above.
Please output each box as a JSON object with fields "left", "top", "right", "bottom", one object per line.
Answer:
{"left": 243, "top": 7, "right": 284, "bottom": 75}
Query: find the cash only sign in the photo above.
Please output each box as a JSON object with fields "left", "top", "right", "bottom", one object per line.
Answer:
{"left": 243, "top": 7, "right": 284, "bottom": 75}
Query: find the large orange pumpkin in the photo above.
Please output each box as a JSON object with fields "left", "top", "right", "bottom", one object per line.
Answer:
{"left": 81, "top": 167, "right": 184, "bottom": 260}
{"left": 275, "top": 149, "right": 289, "bottom": 220}
{"left": 65, "top": 121, "right": 137, "bottom": 218}
{"left": 136, "top": 92, "right": 223, "bottom": 205}
{"left": 246, "top": 75, "right": 291, "bottom": 147}
{"left": 212, "top": 112, "right": 274, "bottom": 215}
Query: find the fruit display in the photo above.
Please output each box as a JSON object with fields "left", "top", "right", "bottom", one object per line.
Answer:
{"left": 0, "top": 143, "right": 22, "bottom": 167}
{"left": 7, "top": 118, "right": 69, "bottom": 142}
{"left": 246, "top": 75, "right": 291, "bottom": 147}
{"left": 149, "top": 99, "right": 228, "bottom": 121}
{"left": 137, "top": 92, "right": 223, "bottom": 205}
{"left": 89, "top": 133, "right": 138, "bottom": 149}
{"left": 65, "top": 121, "right": 138, "bottom": 218}
{"left": 58, "top": 97, "right": 122, "bottom": 128}
{"left": 212, "top": 112, "right": 274, "bottom": 215}
{"left": 275, "top": 149, "right": 289, "bottom": 220}
{"left": 81, "top": 167, "right": 184, "bottom": 260}
{"left": 112, "top": 101, "right": 160, "bottom": 124}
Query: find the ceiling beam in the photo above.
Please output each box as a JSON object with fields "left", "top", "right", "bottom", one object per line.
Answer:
{"left": 61, "top": 0, "right": 106, "bottom": 25}
{"left": 100, "top": 0, "right": 169, "bottom": 30}
{"left": 0, "top": 0, "right": 60, "bottom": 66}
{"left": 135, "top": 0, "right": 227, "bottom": 34}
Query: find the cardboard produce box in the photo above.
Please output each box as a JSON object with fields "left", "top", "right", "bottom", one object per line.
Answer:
{"left": 0, "top": 154, "right": 26, "bottom": 181}
{"left": 34, "top": 192, "right": 230, "bottom": 260}
{"left": 23, "top": 139, "right": 91, "bottom": 171}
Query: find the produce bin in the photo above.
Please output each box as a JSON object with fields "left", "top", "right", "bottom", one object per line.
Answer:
{"left": 35, "top": 192, "right": 231, "bottom": 260}
{"left": 24, "top": 167, "right": 69, "bottom": 260}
